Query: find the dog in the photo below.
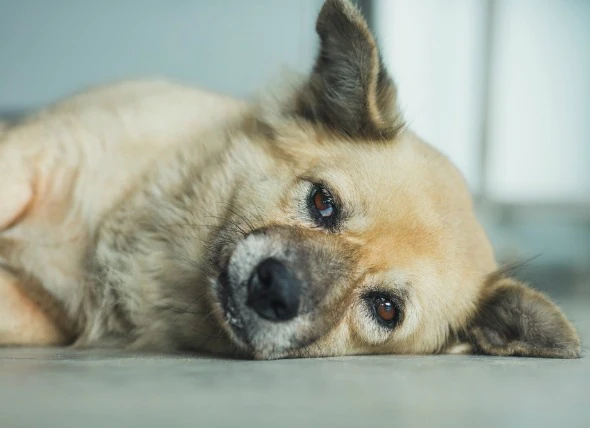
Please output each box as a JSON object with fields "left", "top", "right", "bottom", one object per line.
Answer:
{"left": 0, "top": 0, "right": 580, "bottom": 360}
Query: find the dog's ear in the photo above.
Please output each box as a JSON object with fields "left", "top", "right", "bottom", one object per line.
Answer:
{"left": 464, "top": 276, "right": 581, "bottom": 358}
{"left": 295, "top": 0, "right": 402, "bottom": 139}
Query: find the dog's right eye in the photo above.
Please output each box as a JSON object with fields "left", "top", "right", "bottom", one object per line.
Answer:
{"left": 364, "top": 292, "right": 402, "bottom": 329}
{"left": 375, "top": 297, "right": 396, "bottom": 322}
{"left": 308, "top": 184, "right": 339, "bottom": 230}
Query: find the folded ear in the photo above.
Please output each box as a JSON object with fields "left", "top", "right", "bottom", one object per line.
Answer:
{"left": 465, "top": 276, "right": 581, "bottom": 358}
{"left": 295, "top": 0, "right": 402, "bottom": 139}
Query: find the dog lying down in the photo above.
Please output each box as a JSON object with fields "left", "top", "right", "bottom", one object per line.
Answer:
{"left": 0, "top": 0, "right": 580, "bottom": 360}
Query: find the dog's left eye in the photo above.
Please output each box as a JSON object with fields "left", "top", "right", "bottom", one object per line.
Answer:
{"left": 309, "top": 184, "right": 338, "bottom": 229}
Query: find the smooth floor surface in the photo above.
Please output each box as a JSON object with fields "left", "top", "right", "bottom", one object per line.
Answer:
{"left": 0, "top": 299, "right": 588, "bottom": 428}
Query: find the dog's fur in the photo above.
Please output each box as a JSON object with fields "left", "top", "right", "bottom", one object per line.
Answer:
{"left": 0, "top": 0, "right": 580, "bottom": 359}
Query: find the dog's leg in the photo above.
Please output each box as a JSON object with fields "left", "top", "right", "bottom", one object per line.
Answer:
{"left": 0, "top": 131, "right": 35, "bottom": 232}
{"left": 0, "top": 269, "right": 69, "bottom": 346}
{"left": 0, "top": 237, "right": 74, "bottom": 346}
{"left": 0, "top": 179, "right": 33, "bottom": 232}
{"left": 0, "top": 126, "right": 60, "bottom": 345}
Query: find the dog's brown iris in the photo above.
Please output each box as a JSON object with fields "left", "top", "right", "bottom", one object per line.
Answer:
{"left": 313, "top": 189, "right": 334, "bottom": 218}
{"left": 375, "top": 297, "right": 396, "bottom": 322}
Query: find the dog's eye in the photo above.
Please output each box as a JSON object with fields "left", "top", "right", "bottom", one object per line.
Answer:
{"left": 309, "top": 184, "right": 338, "bottom": 229}
{"left": 313, "top": 189, "right": 334, "bottom": 218}
{"left": 375, "top": 297, "right": 396, "bottom": 322}
{"left": 366, "top": 293, "right": 401, "bottom": 328}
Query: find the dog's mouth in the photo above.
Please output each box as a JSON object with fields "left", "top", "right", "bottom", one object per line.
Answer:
{"left": 216, "top": 270, "right": 250, "bottom": 347}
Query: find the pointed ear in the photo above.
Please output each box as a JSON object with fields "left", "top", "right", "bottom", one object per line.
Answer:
{"left": 295, "top": 0, "right": 402, "bottom": 139}
{"left": 465, "top": 276, "right": 581, "bottom": 358}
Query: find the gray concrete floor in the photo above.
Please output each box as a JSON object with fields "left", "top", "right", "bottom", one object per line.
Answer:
{"left": 0, "top": 299, "right": 588, "bottom": 428}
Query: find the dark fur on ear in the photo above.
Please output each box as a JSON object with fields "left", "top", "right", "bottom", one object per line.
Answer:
{"left": 295, "top": 0, "right": 403, "bottom": 139}
{"left": 465, "top": 274, "right": 581, "bottom": 358}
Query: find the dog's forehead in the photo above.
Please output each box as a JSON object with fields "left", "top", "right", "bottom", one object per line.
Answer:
{"left": 309, "top": 134, "right": 454, "bottom": 219}
{"left": 300, "top": 131, "right": 461, "bottom": 205}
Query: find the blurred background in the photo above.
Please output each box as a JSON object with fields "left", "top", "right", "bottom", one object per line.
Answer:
{"left": 0, "top": 0, "right": 588, "bottom": 297}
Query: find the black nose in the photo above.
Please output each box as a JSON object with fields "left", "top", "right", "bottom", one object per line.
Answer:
{"left": 246, "top": 258, "right": 301, "bottom": 322}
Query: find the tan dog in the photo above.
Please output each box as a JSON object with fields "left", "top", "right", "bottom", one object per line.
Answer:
{"left": 0, "top": 0, "right": 580, "bottom": 359}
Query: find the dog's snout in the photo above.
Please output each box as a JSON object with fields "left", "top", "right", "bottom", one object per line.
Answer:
{"left": 246, "top": 258, "right": 301, "bottom": 322}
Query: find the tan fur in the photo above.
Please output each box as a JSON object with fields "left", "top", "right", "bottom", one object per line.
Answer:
{"left": 0, "top": 0, "right": 580, "bottom": 359}
{"left": 0, "top": 80, "right": 246, "bottom": 346}
{"left": 0, "top": 270, "right": 66, "bottom": 345}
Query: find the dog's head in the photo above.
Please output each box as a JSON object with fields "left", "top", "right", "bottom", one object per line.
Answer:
{"left": 203, "top": 0, "right": 580, "bottom": 359}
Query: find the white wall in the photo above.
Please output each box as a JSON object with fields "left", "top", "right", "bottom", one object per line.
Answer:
{"left": 374, "top": 0, "right": 590, "bottom": 204}
{"left": 374, "top": 0, "right": 488, "bottom": 192}
{"left": 486, "top": 0, "right": 590, "bottom": 203}
{"left": 0, "top": 0, "right": 322, "bottom": 109}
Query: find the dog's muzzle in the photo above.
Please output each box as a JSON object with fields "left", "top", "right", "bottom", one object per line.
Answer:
{"left": 215, "top": 227, "right": 346, "bottom": 357}
{"left": 246, "top": 257, "right": 301, "bottom": 322}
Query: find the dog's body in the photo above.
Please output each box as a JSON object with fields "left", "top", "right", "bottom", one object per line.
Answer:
{"left": 0, "top": 81, "right": 247, "bottom": 348}
{"left": 0, "top": 0, "right": 580, "bottom": 359}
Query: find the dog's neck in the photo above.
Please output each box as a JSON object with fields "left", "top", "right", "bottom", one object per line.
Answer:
{"left": 77, "top": 115, "right": 263, "bottom": 352}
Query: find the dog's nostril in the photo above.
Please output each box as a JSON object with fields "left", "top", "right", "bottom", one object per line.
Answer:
{"left": 256, "top": 260, "right": 276, "bottom": 290}
{"left": 270, "top": 300, "right": 288, "bottom": 319}
{"left": 246, "top": 258, "right": 301, "bottom": 322}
